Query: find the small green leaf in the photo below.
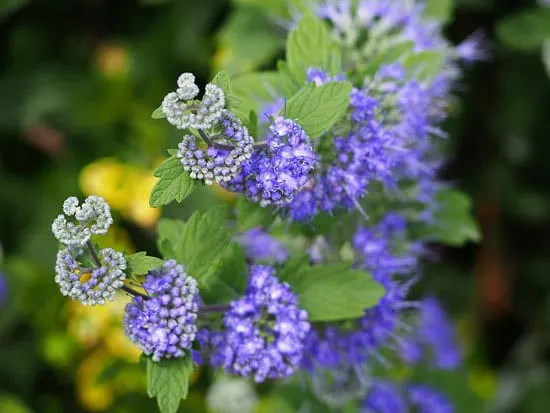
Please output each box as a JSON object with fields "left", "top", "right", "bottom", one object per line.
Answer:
{"left": 278, "top": 255, "right": 309, "bottom": 284}
{"left": 286, "top": 81, "right": 352, "bottom": 139}
{"left": 125, "top": 252, "right": 164, "bottom": 276}
{"left": 235, "top": 197, "right": 275, "bottom": 232}
{"left": 403, "top": 51, "right": 445, "bottom": 80}
{"left": 426, "top": 189, "right": 481, "bottom": 246}
{"left": 424, "top": 0, "right": 454, "bottom": 23}
{"left": 286, "top": 12, "right": 334, "bottom": 83}
{"left": 151, "top": 106, "right": 165, "bottom": 119}
{"left": 202, "top": 243, "right": 248, "bottom": 303}
{"left": 290, "top": 264, "right": 385, "bottom": 321}
{"left": 149, "top": 156, "right": 198, "bottom": 208}
{"left": 497, "top": 8, "right": 550, "bottom": 52}
{"left": 211, "top": 71, "right": 231, "bottom": 95}
{"left": 146, "top": 355, "right": 194, "bottom": 413}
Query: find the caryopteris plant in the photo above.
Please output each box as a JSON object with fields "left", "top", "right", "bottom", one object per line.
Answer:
{"left": 50, "top": 1, "right": 484, "bottom": 412}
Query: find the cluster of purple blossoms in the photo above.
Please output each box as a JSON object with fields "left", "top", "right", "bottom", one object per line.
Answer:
{"left": 198, "top": 265, "right": 310, "bottom": 382}
{"left": 123, "top": 260, "right": 200, "bottom": 362}
{"left": 224, "top": 117, "right": 317, "bottom": 207}
{"left": 237, "top": 228, "right": 288, "bottom": 263}
{"left": 399, "top": 297, "right": 461, "bottom": 369}
{"left": 176, "top": 110, "right": 254, "bottom": 185}
{"left": 363, "top": 381, "right": 454, "bottom": 413}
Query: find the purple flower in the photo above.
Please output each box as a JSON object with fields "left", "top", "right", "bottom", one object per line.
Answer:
{"left": 408, "top": 385, "right": 454, "bottom": 413}
{"left": 237, "top": 228, "right": 288, "bottom": 263}
{"left": 225, "top": 117, "right": 317, "bottom": 207}
{"left": 200, "top": 265, "right": 310, "bottom": 382}
{"left": 399, "top": 297, "right": 461, "bottom": 369}
{"left": 363, "top": 381, "right": 407, "bottom": 413}
{"left": 123, "top": 260, "right": 200, "bottom": 361}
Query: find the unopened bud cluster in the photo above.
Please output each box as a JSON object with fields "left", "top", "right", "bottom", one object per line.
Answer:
{"left": 51, "top": 195, "right": 127, "bottom": 305}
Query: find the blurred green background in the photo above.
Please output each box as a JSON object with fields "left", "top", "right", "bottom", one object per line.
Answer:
{"left": 2, "top": 0, "right": 550, "bottom": 411}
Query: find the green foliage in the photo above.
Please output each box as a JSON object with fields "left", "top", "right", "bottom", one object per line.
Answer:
{"left": 156, "top": 206, "right": 237, "bottom": 289}
{"left": 235, "top": 197, "right": 275, "bottom": 231}
{"left": 426, "top": 189, "right": 481, "bottom": 246}
{"left": 286, "top": 12, "right": 340, "bottom": 84}
{"left": 424, "top": 0, "right": 454, "bottom": 23}
{"left": 497, "top": 8, "right": 550, "bottom": 52}
{"left": 286, "top": 81, "right": 352, "bottom": 139}
{"left": 286, "top": 263, "right": 385, "bottom": 321}
{"left": 403, "top": 50, "right": 445, "bottom": 80}
{"left": 215, "top": 6, "right": 283, "bottom": 75}
{"left": 125, "top": 252, "right": 164, "bottom": 276}
{"left": 146, "top": 355, "right": 194, "bottom": 413}
{"left": 149, "top": 155, "right": 198, "bottom": 208}
{"left": 151, "top": 106, "right": 166, "bottom": 119}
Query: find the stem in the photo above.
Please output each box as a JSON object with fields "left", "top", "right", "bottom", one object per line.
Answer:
{"left": 121, "top": 285, "right": 149, "bottom": 299}
{"left": 86, "top": 240, "right": 102, "bottom": 267}
{"left": 198, "top": 129, "right": 267, "bottom": 151}
{"left": 199, "top": 303, "right": 231, "bottom": 314}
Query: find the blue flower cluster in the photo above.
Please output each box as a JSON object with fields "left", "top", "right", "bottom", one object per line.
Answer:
{"left": 363, "top": 381, "right": 454, "bottom": 413}
{"left": 399, "top": 297, "right": 461, "bottom": 369}
{"left": 198, "top": 265, "right": 310, "bottom": 382}
{"left": 123, "top": 260, "right": 200, "bottom": 361}
{"left": 224, "top": 117, "right": 317, "bottom": 207}
{"left": 237, "top": 228, "right": 288, "bottom": 263}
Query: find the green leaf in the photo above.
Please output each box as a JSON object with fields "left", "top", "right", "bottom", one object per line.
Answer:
{"left": 211, "top": 71, "right": 231, "bottom": 95}
{"left": 146, "top": 355, "right": 194, "bottom": 413}
{"left": 149, "top": 156, "right": 198, "bottom": 208}
{"left": 202, "top": 243, "right": 248, "bottom": 303}
{"left": 125, "top": 252, "right": 164, "bottom": 276}
{"left": 497, "top": 8, "right": 550, "bottom": 52}
{"left": 278, "top": 255, "right": 309, "bottom": 284}
{"left": 403, "top": 51, "right": 445, "bottom": 80}
{"left": 160, "top": 206, "right": 232, "bottom": 289}
{"left": 424, "top": 0, "right": 454, "bottom": 23}
{"left": 235, "top": 197, "right": 275, "bottom": 232}
{"left": 290, "top": 264, "right": 385, "bottom": 321}
{"left": 215, "top": 6, "right": 283, "bottom": 75}
{"left": 151, "top": 106, "right": 165, "bottom": 119}
{"left": 427, "top": 189, "right": 481, "bottom": 246}
{"left": 286, "top": 81, "right": 352, "bottom": 139}
{"left": 286, "top": 12, "right": 334, "bottom": 83}
{"left": 156, "top": 218, "right": 186, "bottom": 259}
{"left": 231, "top": 71, "right": 281, "bottom": 117}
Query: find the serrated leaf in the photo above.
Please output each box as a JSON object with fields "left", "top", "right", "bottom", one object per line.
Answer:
{"left": 156, "top": 218, "right": 186, "bottom": 259}
{"left": 290, "top": 264, "right": 385, "bottom": 321}
{"left": 211, "top": 71, "right": 231, "bottom": 94}
{"left": 497, "top": 8, "right": 550, "bottom": 52}
{"left": 126, "top": 252, "right": 163, "bottom": 276}
{"left": 426, "top": 189, "right": 481, "bottom": 246}
{"left": 287, "top": 12, "right": 333, "bottom": 84}
{"left": 424, "top": 0, "right": 454, "bottom": 23}
{"left": 149, "top": 156, "right": 198, "bottom": 207}
{"left": 286, "top": 81, "right": 352, "bottom": 139}
{"left": 151, "top": 106, "right": 165, "bottom": 119}
{"left": 159, "top": 206, "right": 232, "bottom": 289}
{"left": 146, "top": 355, "right": 194, "bottom": 413}
{"left": 235, "top": 197, "right": 275, "bottom": 231}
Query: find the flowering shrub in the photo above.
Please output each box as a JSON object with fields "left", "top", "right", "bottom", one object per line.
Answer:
{"left": 49, "top": 1, "right": 482, "bottom": 412}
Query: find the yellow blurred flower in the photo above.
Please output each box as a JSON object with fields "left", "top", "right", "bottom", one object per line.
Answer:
{"left": 104, "top": 329, "right": 141, "bottom": 362}
{"left": 468, "top": 365, "right": 496, "bottom": 400}
{"left": 68, "top": 293, "right": 131, "bottom": 348}
{"left": 95, "top": 43, "right": 129, "bottom": 78}
{"left": 213, "top": 43, "right": 233, "bottom": 73}
{"left": 77, "top": 349, "right": 114, "bottom": 411}
{"left": 80, "top": 158, "right": 160, "bottom": 227}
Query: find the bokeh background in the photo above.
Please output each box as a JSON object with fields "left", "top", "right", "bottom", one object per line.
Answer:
{"left": 1, "top": 0, "right": 550, "bottom": 412}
